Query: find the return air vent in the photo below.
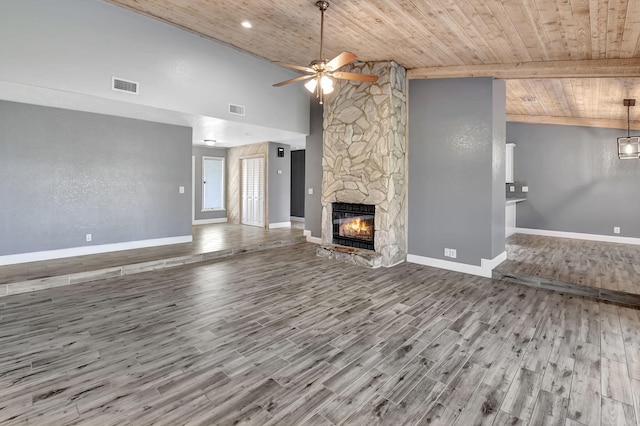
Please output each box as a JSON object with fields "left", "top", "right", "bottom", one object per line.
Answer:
{"left": 112, "top": 77, "right": 139, "bottom": 94}
{"left": 228, "top": 104, "right": 245, "bottom": 116}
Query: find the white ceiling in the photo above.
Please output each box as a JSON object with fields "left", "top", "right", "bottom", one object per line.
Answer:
{"left": 0, "top": 81, "right": 307, "bottom": 149}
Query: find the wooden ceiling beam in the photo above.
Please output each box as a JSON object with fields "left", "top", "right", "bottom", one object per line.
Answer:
{"left": 507, "top": 114, "right": 640, "bottom": 130}
{"left": 408, "top": 59, "right": 640, "bottom": 80}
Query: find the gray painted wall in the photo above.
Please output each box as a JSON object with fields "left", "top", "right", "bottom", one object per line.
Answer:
{"left": 192, "top": 146, "right": 228, "bottom": 221}
{"left": 0, "top": 0, "right": 309, "bottom": 135}
{"left": 305, "top": 100, "right": 323, "bottom": 237}
{"left": 507, "top": 122, "right": 640, "bottom": 237}
{"left": 291, "top": 150, "right": 306, "bottom": 218}
{"left": 0, "top": 100, "right": 192, "bottom": 256}
{"left": 491, "top": 81, "right": 507, "bottom": 257}
{"left": 408, "top": 78, "right": 505, "bottom": 266}
{"left": 268, "top": 143, "right": 291, "bottom": 225}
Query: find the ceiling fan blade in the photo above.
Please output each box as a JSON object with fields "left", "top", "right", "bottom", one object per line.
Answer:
{"left": 333, "top": 71, "right": 378, "bottom": 83}
{"left": 273, "top": 74, "right": 316, "bottom": 87}
{"left": 272, "top": 61, "right": 314, "bottom": 73}
{"left": 326, "top": 52, "right": 357, "bottom": 71}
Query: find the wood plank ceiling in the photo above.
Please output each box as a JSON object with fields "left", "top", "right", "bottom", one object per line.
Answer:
{"left": 106, "top": 0, "right": 640, "bottom": 130}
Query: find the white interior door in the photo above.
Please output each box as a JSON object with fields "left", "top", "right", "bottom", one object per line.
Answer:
{"left": 241, "top": 157, "right": 265, "bottom": 227}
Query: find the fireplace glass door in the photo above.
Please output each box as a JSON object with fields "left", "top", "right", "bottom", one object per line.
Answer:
{"left": 332, "top": 203, "right": 375, "bottom": 250}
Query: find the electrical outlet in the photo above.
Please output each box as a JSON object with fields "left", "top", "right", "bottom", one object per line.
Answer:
{"left": 444, "top": 248, "right": 451, "bottom": 257}
{"left": 308, "top": 188, "right": 314, "bottom": 195}
{"left": 509, "top": 186, "right": 515, "bottom": 192}
{"left": 522, "top": 186, "right": 529, "bottom": 193}
{"left": 86, "top": 233, "right": 92, "bottom": 242}
{"left": 614, "top": 227, "right": 621, "bottom": 234}
{"left": 277, "top": 169, "right": 283, "bottom": 175}
{"left": 179, "top": 186, "right": 185, "bottom": 194}
{"left": 450, "top": 249, "right": 457, "bottom": 258}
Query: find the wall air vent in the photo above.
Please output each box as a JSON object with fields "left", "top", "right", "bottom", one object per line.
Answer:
{"left": 112, "top": 77, "right": 139, "bottom": 94}
{"left": 228, "top": 104, "right": 245, "bottom": 116}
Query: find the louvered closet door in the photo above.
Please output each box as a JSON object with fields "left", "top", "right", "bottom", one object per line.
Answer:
{"left": 241, "top": 157, "right": 264, "bottom": 227}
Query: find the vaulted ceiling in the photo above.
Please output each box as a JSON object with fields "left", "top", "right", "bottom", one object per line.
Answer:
{"left": 106, "top": 0, "right": 640, "bottom": 129}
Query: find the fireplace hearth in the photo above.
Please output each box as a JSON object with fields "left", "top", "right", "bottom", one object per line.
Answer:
{"left": 332, "top": 203, "right": 375, "bottom": 251}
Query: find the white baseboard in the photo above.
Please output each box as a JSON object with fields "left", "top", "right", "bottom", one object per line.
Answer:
{"left": 303, "top": 230, "right": 322, "bottom": 244}
{"left": 516, "top": 228, "right": 640, "bottom": 246}
{"left": 483, "top": 251, "right": 508, "bottom": 271}
{"left": 0, "top": 235, "right": 193, "bottom": 266}
{"left": 269, "top": 222, "right": 291, "bottom": 229}
{"left": 193, "top": 218, "right": 228, "bottom": 225}
{"left": 290, "top": 216, "right": 305, "bottom": 223}
{"left": 407, "top": 251, "right": 507, "bottom": 278}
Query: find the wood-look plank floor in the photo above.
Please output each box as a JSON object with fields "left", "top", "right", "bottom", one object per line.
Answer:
{"left": 1, "top": 242, "right": 639, "bottom": 425}
{"left": 0, "top": 223, "right": 304, "bottom": 285}
{"left": 496, "top": 233, "right": 640, "bottom": 296}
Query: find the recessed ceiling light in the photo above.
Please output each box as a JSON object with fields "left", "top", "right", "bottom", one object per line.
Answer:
{"left": 204, "top": 139, "right": 216, "bottom": 146}
{"left": 522, "top": 96, "right": 537, "bottom": 103}
{"left": 241, "top": 21, "right": 252, "bottom": 29}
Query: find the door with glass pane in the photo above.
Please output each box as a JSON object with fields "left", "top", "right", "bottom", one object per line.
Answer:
{"left": 241, "top": 157, "right": 265, "bottom": 227}
{"left": 202, "top": 157, "right": 225, "bottom": 211}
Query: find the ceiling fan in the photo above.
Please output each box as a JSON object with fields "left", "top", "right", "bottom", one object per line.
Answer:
{"left": 272, "top": 0, "right": 378, "bottom": 104}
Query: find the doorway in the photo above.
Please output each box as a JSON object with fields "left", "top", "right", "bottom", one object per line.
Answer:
{"left": 241, "top": 157, "right": 265, "bottom": 227}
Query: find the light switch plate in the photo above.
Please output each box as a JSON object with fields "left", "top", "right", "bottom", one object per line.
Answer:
{"left": 308, "top": 188, "right": 314, "bottom": 195}
{"left": 277, "top": 170, "right": 283, "bottom": 175}
{"left": 444, "top": 248, "right": 450, "bottom": 257}
{"left": 522, "top": 186, "right": 529, "bottom": 192}
{"left": 510, "top": 186, "right": 515, "bottom": 192}
{"left": 179, "top": 186, "right": 185, "bottom": 194}
{"left": 450, "top": 249, "right": 457, "bottom": 259}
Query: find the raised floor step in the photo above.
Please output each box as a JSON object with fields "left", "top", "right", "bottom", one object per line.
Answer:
{"left": 493, "top": 269, "right": 640, "bottom": 308}
{"left": 0, "top": 235, "right": 307, "bottom": 298}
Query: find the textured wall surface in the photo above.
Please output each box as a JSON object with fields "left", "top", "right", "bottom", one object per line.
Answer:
{"left": 305, "top": 100, "right": 324, "bottom": 238}
{"left": 226, "top": 142, "right": 268, "bottom": 225}
{"left": 321, "top": 61, "right": 408, "bottom": 266}
{"left": 268, "top": 142, "right": 291, "bottom": 225}
{"left": 408, "top": 78, "right": 504, "bottom": 266}
{"left": 508, "top": 122, "right": 640, "bottom": 237}
{"left": 491, "top": 81, "right": 507, "bottom": 258}
{"left": 0, "top": 0, "right": 309, "bottom": 135}
{"left": 0, "top": 100, "right": 192, "bottom": 256}
{"left": 192, "top": 146, "right": 227, "bottom": 221}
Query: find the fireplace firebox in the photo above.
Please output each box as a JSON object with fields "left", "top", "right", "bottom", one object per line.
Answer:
{"left": 332, "top": 203, "right": 375, "bottom": 251}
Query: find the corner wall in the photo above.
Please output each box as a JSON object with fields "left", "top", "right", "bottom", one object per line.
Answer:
{"left": 0, "top": 100, "right": 192, "bottom": 260}
{"left": 268, "top": 142, "right": 291, "bottom": 227}
{"left": 491, "top": 81, "right": 507, "bottom": 257}
{"left": 408, "top": 78, "right": 505, "bottom": 275}
{"left": 305, "top": 100, "right": 324, "bottom": 238}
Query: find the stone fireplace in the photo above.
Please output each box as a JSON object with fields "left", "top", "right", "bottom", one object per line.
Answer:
{"left": 319, "top": 61, "right": 408, "bottom": 267}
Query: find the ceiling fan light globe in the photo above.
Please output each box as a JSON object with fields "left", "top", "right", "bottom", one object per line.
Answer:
{"left": 320, "top": 75, "right": 334, "bottom": 90}
{"left": 304, "top": 78, "right": 318, "bottom": 93}
{"left": 626, "top": 142, "right": 634, "bottom": 154}
{"left": 323, "top": 85, "right": 334, "bottom": 94}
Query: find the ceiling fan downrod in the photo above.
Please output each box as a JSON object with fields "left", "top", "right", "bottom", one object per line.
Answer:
{"left": 317, "top": 1, "right": 329, "bottom": 61}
